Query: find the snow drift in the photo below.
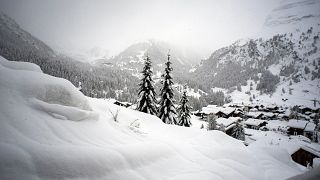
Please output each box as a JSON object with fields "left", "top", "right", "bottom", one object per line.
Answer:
{"left": 0, "top": 56, "right": 303, "bottom": 179}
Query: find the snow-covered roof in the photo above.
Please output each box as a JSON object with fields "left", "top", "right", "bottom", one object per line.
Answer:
{"left": 305, "top": 122, "right": 316, "bottom": 132}
{"left": 246, "top": 111, "right": 264, "bottom": 118}
{"left": 298, "top": 106, "right": 319, "bottom": 111}
{"left": 244, "top": 118, "right": 267, "bottom": 126}
{"left": 201, "top": 105, "right": 235, "bottom": 115}
{"left": 263, "top": 112, "right": 276, "bottom": 117}
{"left": 287, "top": 119, "right": 316, "bottom": 132}
{"left": 216, "top": 117, "right": 240, "bottom": 127}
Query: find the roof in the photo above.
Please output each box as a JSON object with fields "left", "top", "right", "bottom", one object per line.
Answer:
{"left": 287, "top": 119, "right": 316, "bottom": 132}
{"left": 216, "top": 117, "right": 240, "bottom": 127}
{"left": 201, "top": 105, "right": 235, "bottom": 115}
{"left": 244, "top": 118, "right": 267, "bottom": 126}
{"left": 263, "top": 112, "right": 277, "bottom": 117}
{"left": 298, "top": 106, "right": 319, "bottom": 111}
{"left": 246, "top": 112, "right": 264, "bottom": 118}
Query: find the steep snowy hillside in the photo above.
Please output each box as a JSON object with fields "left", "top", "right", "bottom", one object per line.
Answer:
{"left": 0, "top": 56, "right": 304, "bottom": 179}
{"left": 261, "top": 0, "right": 320, "bottom": 37}
{"left": 93, "top": 40, "right": 200, "bottom": 78}
{"left": 192, "top": 0, "right": 320, "bottom": 107}
{"left": 0, "top": 12, "right": 54, "bottom": 57}
{"left": 0, "top": 12, "right": 139, "bottom": 102}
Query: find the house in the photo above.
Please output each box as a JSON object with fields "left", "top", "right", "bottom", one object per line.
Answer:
{"left": 200, "top": 105, "right": 236, "bottom": 119}
{"left": 114, "top": 101, "right": 132, "bottom": 108}
{"left": 246, "top": 111, "right": 264, "bottom": 119}
{"left": 262, "top": 112, "right": 277, "bottom": 120}
{"left": 291, "top": 146, "right": 320, "bottom": 167}
{"left": 243, "top": 118, "right": 268, "bottom": 130}
{"left": 216, "top": 117, "right": 241, "bottom": 135}
{"left": 287, "top": 120, "right": 316, "bottom": 139}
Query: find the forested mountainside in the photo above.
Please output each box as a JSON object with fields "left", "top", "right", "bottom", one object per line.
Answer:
{"left": 193, "top": 28, "right": 320, "bottom": 92}
{"left": 93, "top": 40, "right": 200, "bottom": 78}
{"left": 0, "top": 12, "right": 139, "bottom": 102}
{"left": 190, "top": 0, "right": 320, "bottom": 106}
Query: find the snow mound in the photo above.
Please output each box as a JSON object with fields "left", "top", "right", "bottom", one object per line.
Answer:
{"left": 0, "top": 56, "right": 42, "bottom": 72}
{"left": 0, "top": 57, "right": 303, "bottom": 179}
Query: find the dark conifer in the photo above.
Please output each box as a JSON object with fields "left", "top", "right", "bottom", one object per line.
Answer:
{"left": 177, "top": 85, "right": 192, "bottom": 127}
{"left": 158, "top": 53, "right": 177, "bottom": 124}
{"left": 136, "top": 55, "right": 157, "bottom": 115}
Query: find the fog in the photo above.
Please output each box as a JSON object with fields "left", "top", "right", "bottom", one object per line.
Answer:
{"left": 0, "top": 0, "right": 281, "bottom": 57}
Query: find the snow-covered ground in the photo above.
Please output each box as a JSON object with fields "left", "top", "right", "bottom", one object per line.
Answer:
{"left": 229, "top": 79, "right": 320, "bottom": 108}
{"left": 0, "top": 57, "right": 307, "bottom": 179}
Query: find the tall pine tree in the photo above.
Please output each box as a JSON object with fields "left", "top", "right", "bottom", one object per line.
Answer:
{"left": 136, "top": 55, "right": 157, "bottom": 115}
{"left": 231, "top": 122, "right": 245, "bottom": 140}
{"left": 177, "top": 85, "right": 192, "bottom": 127}
{"left": 158, "top": 53, "right": 177, "bottom": 124}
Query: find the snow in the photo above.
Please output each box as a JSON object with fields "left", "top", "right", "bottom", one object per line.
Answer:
{"left": 230, "top": 78, "right": 320, "bottom": 108}
{"left": 201, "top": 105, "right": 235, "bottom": 115}
{"left": 0, "top": 56, "right": 42, "bottom": 72}
{"left": 258, "top": 0, "right": 320, "bottom": 38}
{"left": 288, "top": 119, "right": 316, "bottom": 132}
{"left": 244, "top": 118, "right": 267, "bottom": 127}
{"left": 216, "top": 117, "right": 240, "bottom": 128}
{"left": 246, "top": 111, "right": 264, "bottom": 118}
{"left": 0, "top": 57, "right": 307, "bottom": 179}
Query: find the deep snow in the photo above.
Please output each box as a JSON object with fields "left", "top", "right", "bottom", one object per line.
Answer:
{"left": 0, "top": 56, "right": 305, "bottom": 179}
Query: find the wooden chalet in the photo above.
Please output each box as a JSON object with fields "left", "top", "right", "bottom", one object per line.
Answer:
{"left": 243, "top": 118, "right": 268, "bottom": 130}
{"left": 216, "top": 117, "right": 241, "bottom": 136}
{"left": 287, "top": 119, "right": 316, "bottom": 139}
{"left": 291, "top": 146, "right": 320, "bottom": 167}
{"left": 114, "top": 101, "right": 132, "bottom": 108}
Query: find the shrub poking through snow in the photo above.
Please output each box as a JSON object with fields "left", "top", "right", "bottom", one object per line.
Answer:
{"left": 158, "top": 53, "right": 177, "bottom": 124}
{"left": 108, "top": 108, "right": 120, "bottom": 122}
{"left": 177, "top": 85, "right": 192, "bottom": 127}
{"left": 231, "top": 122, "right": 245, "bottom": 141}
{"left": 136, "top": 55, "right": 158, "bottom": 115}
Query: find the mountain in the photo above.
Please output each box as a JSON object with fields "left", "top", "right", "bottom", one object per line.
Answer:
{"left": 0, "top": 11, "right": 138, "bottom": 102}
{"left": 93, "top": 40, "right": 201, "bottom": 78}
{"left": 0, "top": 12, "right": 54, "bottom": 57}
{"left": 192, "top": 0, "right": 320, "bottom": 107}
{"left": 55, "top": 46, "right": 110, "bottom": 63}
{"left": 260, "top": 0, "right": 320, "bottom": 37}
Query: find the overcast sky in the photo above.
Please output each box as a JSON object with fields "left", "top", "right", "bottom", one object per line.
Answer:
{"left": 0, "top": 0, "right": 281, "bottom": 56}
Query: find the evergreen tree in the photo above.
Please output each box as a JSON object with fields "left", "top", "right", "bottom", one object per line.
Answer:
{"left": 177, "top": 85, "right": 192, "bottom": 127}
{"left": 231, "top": 122, "right": 245, "bottom": 140}
{"left": 207, "top": 114, "right": 217, "bottom": 130}
{"left": 218, "top": 124, "right": 225, "bottom": 132}
{"left": 158, "top": 54, "right": 177, "bottom": 124}
{"left": 136, "top": 55, "right": 157, "bottom": 115}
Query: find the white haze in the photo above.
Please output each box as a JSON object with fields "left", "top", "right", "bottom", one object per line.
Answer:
{"left": 0, "top": 0, "right": 281, "bottom": 57}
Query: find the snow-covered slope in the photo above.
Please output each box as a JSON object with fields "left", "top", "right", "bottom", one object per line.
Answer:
{"left": 0, "top": 56, "right": 303, "bottom": 179}
{"left": 260, "top": 0, "right": 320, "bottom": 37}
{"left": 192, "top": 0, "right": 320, "bottom": 107}
{"left": 0, "top": 12, "right": 54, "bottom": 57}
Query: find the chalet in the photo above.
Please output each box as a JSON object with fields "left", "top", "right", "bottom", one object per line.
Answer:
{"left": 200, "top": 105, "right": 236, "bottom": 119}
{"left": 243, "top": 118, "right": 268, "bottom": 130}
{"left": 246, "top": 111, "right": 264, "bottom": 119}
{"left": 114, "top": 101, "right": 132, "bottom": 108}
{"left": 291, "top": 146, "right": 320, "bottom": 167}
{"left": 287, "top": 120, "right": 316, "bottom": 139}
{"left": 216, "top": 117, "right": 241, "bottom": 136}
{"left": 265, "top": 104, "right": 279, "bottom": 111}
{"left": 262, "top": 112, "right": 277, "bottom": 120}
{"left": 295, "top": 106, "right": 320, "bottom": 114}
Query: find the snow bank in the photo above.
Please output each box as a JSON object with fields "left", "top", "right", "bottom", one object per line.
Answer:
{"left": 0, "top": 57, "right": 304, "bottom": 180}
{"left": 0, "top": 56, "right": 42, "bottom": 72}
